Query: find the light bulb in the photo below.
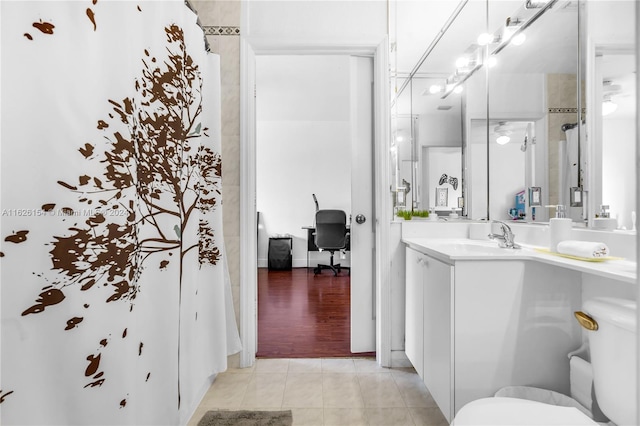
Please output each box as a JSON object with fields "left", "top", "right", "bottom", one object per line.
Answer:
{"left": 456, "top": 56, "right": 469, "bottom": 68}
{"left": 496, "top": 135, "right": 511, "bottom": 145}
{"left": 453, "top": 85, "right": 463, "bottom": 94}
{"left": 511, "top": 33, "right": 526, "bottom": 46}
{"left": 429, "top": 85, "right": 442, "bottom": 94}
{"left": 477, "top": 33, "right": 494, "bottom": 46}
{"left": 602, "top": 99, "right": 618, "bottom": 116}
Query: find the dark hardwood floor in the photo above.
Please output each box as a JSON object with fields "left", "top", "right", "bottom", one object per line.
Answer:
{"left": 257, "top": 267, "right": 374, "bottom": 358}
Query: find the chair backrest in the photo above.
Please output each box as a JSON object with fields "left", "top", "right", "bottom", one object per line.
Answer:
{"left": 314, "top": 210, "right": 348, "bottom": 250}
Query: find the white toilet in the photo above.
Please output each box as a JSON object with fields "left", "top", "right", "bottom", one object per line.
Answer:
{"left": 453, "top": 297, "right": 637, "bottom": 425}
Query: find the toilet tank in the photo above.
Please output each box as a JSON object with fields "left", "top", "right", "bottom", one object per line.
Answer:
{"left": 582, "top": 298, "right": 637, "bottom": 426}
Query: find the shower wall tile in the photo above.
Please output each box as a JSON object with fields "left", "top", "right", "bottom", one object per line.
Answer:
{"left": 222, "top": 133, "right": 240, "bottom": 187}
{"left": 547, "top": 74, "right": 580, "bottom": 207}
{"left": 547, "top": 74, "right": 578, "bottom": 109}
{"left": 223, "top": 185, "right": 241, "bottom": 238}
{"left": 191, "top": 0, "right": 218, "bottom": 25}
{"left": 220, "top": 1, "right": 241, "bottom": 27}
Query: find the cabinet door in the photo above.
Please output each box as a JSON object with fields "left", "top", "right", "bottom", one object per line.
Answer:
{"left": 423, "top": 256, "right": 453, "bottom": 422}
{"left": 405, "top": 247, "right": 424, "bottom": 378}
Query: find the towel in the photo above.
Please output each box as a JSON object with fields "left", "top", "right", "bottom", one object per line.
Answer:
{"left": 557, "top": 240, "right": 610, "bottom": 258}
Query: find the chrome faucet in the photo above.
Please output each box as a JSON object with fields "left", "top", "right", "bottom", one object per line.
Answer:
{"left": 489, "top": 220, "right": 521, "bottom": 249}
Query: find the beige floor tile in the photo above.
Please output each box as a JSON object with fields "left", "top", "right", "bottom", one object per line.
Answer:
{"left": 200, "top": 375, "right": 251, "bottom": 409}
{"left": 289, "top": 358, "right": 323, "bottom": 373}
{"left": 367, "top": 407, "right": 416, "bottom": 425}
{"left": 282, "top": 373, "right": 324, "bottom": 408}
{"left": 323, "top": 408, "right": 368, "bottom": 426}
{"left": 240, "top": 373, "right": 287, "bottom": 408}
{"left": 225, "top": 361, "right": 256, "bottom": 374}
{"left": 190, "top": 358, "right": 434, "bottom": 425}
{"left": 213, "top": 371, "right": 254, "bottom": 386}
{"left": 358, "top": 373, "right": 406, "bottom": 408}
{"left": 354, "top": 357, "right": 389, "bottom": 373}
{"left": 255, "top": 358, "right": 290, "bottom": 373}
{"left": 392, "top": 370, "right": 437, "bottom": 408}
{"left": 187, "top": 406, "right": 216, "bottom": 426}
{"left": 409, "top": 407, "right": 449, "bottom": 426}
{"left": 290, "top": 408, "right": 324, "bottom": 425}
{"left": 322, "top": 373, "right": 365, "bottom": 408}
{"left": 322, "top": 357, "right": 356, "bottom": 373}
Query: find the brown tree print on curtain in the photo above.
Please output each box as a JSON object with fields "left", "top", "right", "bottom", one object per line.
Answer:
{"left": 20, "top": 25, "right": 221, "bottom": 403}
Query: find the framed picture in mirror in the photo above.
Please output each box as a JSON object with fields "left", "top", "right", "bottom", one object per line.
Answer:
{"left": 529, "top": 187, "right": 542, "bottom": 206}
{"left": 570, "top": 187, "right": 583, "bottom": 207}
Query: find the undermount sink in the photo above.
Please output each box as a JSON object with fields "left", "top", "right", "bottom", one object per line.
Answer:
{"left": 436, "top": 239, "right": 521, "bottom": 251}
{"left": 418, "top": 239, "right": 530, "bottom": 259}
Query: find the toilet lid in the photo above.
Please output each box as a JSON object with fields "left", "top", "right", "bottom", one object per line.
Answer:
{"left": 453, "top": 397, "right": 598, "bottom": 425}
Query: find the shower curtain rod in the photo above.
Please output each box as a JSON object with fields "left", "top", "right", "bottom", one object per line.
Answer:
{"left": 561, "top": 122, "right": 578, "bottom": 131}
{"left": 561, "top": 119, "right": 585, "bottom": 132}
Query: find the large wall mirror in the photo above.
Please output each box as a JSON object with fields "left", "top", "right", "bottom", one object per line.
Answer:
{"left": 390, "top": 0, "right": 636, "bottom": 229}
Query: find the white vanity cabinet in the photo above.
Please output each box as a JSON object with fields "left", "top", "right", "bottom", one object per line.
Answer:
{"left": 405, "top": 244, "right": 585, "bottom": 423}
{"left": 404, "top": 247, "right": 425, "bottom": 378}
{"left": 405, "top": 247, "right": 454, "bottom": 421}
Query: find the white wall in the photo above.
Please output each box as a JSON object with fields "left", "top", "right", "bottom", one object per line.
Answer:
{"left": 245, "top": 1, "right": 387, "bottom": 40}
{"left": 490, "top": 141, "right": 527, "bottom": 221}
{"left": 602, "top": 117, "right": 636, "bottom": 230}
{"left": 418, "top": 114, "right": 462, "bottom": 147}
{"left": 256, "top": 55, "right": 352, "bottom": 267}
{"left": 423, "top": 147, "right": 462, "bottom": 210}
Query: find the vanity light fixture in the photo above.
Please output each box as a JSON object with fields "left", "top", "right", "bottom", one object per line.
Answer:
{"left": 477, "top": 32, "right": 495, "bottom": 46}
{"left": 456, "top": 56, "right": 470, "bottom": 68}
{"left": 442, "top": 47, "right": 483, "bottom": 99}
{"left": 429, "top": 84, "right": 443, "bottom": 94}
{"left": 492, "top": 0, "right": 558, "bottom": 56}
{"left": 525, "top": 0, "right": 552, "bottom": 9}
{"left": 439, "top": 0, "right": 557, "bottom": 101}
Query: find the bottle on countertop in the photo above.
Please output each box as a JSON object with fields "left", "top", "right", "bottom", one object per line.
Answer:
{"left": 549, "top": 205, "right": 572, "bottom": 252}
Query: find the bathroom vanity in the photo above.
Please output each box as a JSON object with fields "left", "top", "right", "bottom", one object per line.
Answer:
{"left": 402, "top": 222, "right": 636, "bottom": 422}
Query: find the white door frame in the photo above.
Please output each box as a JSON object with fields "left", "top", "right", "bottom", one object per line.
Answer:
{"left": 239, "top": 36, "right": 392, "bottom": 367}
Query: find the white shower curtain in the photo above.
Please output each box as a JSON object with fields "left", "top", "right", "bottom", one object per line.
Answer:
{"left": 0, "top": 2, "right": 240, "bottom": 425}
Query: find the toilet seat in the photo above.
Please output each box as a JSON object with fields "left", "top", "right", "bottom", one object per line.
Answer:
{"left": 453, "top": 397, "right": 599, "bottom": 425}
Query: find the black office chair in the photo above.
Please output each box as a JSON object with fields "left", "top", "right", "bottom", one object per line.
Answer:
{"left": 313, "top": 209, "right": 350, "bottom": 276}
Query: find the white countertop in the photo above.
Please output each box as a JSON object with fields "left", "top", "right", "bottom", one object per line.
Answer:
{"left": 402, "top": 238, "right": 637, "bottom": 284}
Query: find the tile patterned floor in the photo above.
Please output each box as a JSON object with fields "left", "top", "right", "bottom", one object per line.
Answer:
{"left": 188, "top": 358, "right": 449, "bottom": 426}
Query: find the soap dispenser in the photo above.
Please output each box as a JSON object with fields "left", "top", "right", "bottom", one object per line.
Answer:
{"left": 549, "top": 205, "right": 572, "bottom": 252}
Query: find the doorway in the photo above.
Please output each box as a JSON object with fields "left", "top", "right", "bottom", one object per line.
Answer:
{"left": 255, "top": 54, "right": 374, "bottom": 358}
{"left": 239, "top": 38, "right": 392, "bottom": 368}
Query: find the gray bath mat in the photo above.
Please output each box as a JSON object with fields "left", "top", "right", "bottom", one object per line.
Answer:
{"left": 197, "top": 410, "right": 293, "bottom": 426}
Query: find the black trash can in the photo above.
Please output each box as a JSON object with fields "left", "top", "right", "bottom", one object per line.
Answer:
{"left": 268, "top": 237, "right": 292, "bottom": 270}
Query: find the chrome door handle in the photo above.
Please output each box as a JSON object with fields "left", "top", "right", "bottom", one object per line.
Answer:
{"left": 355, "top": 214, "right": 366, "bottom": 224}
